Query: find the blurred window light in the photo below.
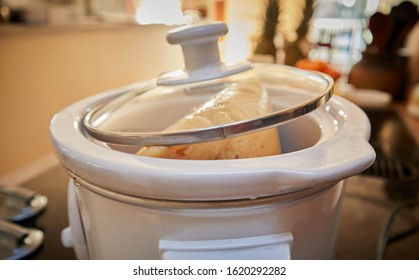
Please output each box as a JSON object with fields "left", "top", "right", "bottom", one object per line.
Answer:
{"left": 135, "top": 0, "right": 187, "bottom": 25}
{"left": 342, "top": 0, "right": 356, "bottom": 8}
{"left": 223, "top": 23, "right": 253, "bottom": 63}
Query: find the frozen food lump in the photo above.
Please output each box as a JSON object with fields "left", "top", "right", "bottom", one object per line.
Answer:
{"left": 137, "top": 80, "right": 281, "bottom": 159}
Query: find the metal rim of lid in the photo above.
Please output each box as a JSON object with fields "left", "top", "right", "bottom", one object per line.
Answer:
{"left": 82, "top": 68, "right": 334, "bottom": 147}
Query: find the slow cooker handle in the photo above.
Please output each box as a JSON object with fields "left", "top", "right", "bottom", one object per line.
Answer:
{"left": 159, "top": 233, "right": 293, "bottom": 260}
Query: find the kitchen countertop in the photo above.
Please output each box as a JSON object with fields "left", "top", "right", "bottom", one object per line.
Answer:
{"left": 395, "top": 104, "right": 419, "bottom": 146}
{"left": 336, "top": 105, "right": 419, "bottom": 259}
{"left": 2, "top": 103, "right": 419, "bottom": 260}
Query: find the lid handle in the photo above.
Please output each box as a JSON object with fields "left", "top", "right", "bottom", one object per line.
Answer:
{"left": 157, "top": 22, "right": 251, "bottom": 86}
{"left": 167, "top": 22, "right": 226, "bottom": 72}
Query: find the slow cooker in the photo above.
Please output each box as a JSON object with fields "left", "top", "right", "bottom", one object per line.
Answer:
{"left": 50, "top": 22, "right": 375, "bottom": 260}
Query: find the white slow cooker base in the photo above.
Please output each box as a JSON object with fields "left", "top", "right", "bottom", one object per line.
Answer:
{"left": 52, "top": 81, "right": 374, "bottom": 260}
{"left": 67, "top": 179, "right": 346, "bottom": 260}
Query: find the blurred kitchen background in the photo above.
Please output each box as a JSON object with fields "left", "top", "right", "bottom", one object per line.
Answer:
{"left": 0, "top": 0, "right": 419, "bottom": 259}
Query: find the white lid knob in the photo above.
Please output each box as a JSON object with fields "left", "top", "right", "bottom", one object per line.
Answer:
{"left": 157, "top": 22, "right": 251, "bottom": 86}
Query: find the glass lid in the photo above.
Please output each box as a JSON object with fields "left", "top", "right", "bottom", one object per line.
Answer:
{"left": 83, "top": 22, "right": 333, "bottom": 148}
